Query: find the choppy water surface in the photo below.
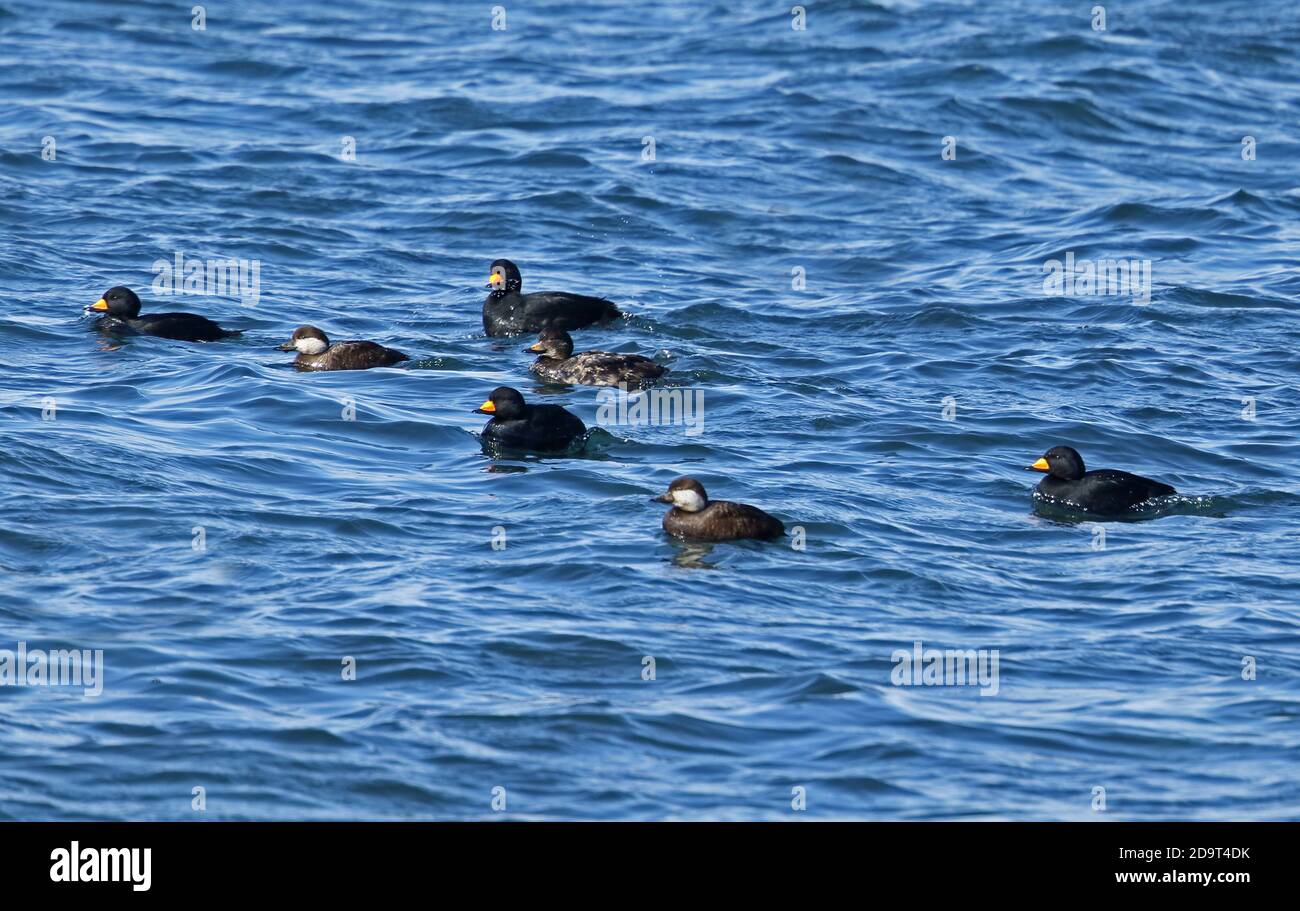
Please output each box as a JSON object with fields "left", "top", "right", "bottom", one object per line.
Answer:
{"left": 0, "top": 0, "right": 1298, "bottom": 820}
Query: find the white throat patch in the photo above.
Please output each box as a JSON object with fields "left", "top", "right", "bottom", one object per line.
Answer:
{"left": 295, "top": 337, "right": 328, "bottom": 355}
{"left": 671, "top": 489, "right": 707, "bottom": 512}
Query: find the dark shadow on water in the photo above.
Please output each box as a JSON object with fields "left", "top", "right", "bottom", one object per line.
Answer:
{"left": 663, "top": 536, "right": 784, "bottom": 569}
{"left": 667, "top": 539, "right": 719, "bottom": 570}
{"left": 527, "top": 379, "right": 578, "bottom": 396}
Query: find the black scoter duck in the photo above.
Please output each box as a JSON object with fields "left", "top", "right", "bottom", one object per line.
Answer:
{"left": 653, "top": 476, "right": 784, "bottom": 542}
{"left": 475, "top": 386, "right": 587, "bottom": 452}
{"left": 525, "top": 329, "right": 666, "bottom": 388}
{"left": 278, "top": 325, "right": 407, "bottom": 371}
{"left": 1030, "top": 445, "right": 1176, "bottom": 514}
{"left": 86, "top": 286, "right": 240, "bottom": 342}
{"left": 482, "top": 259, "right": 621, "bottom": 337}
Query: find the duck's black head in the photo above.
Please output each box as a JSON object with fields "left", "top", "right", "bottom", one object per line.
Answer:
{"left": 525, "top": 328, "right": 573, "bottom": 359}
{"left": 486, "top": 259, "right": 523, "bottom": 296}
{"left": 279, "top": 325, "right": 329, "bottom": 354}
{"left": 1031, "top": 445, "right": 1085, "bottom": 480}
{"left": 653, "top": 476, "right": 709, "bottom": 512}
{"left": 475, "top": 385, "right": 526, "bottom": 420}
{"left": 88, "top": 286, "right": 141, "bottom": 319}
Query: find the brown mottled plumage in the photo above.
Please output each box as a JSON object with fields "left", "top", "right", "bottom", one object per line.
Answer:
{"left": 525, "top": 329, "right": 666, "bottom": 388}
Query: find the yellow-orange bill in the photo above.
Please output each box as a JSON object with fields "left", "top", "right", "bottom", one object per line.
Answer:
{"left": 528, "top": 343, "right": 543, "bottom": 351}
{"left": 90, "top": 298, "right": 108, "bottom": 311}
{"left": 479, "top": 399, "right": 495, "bottom": 413}
{"left": 1030, "top": 457, "right": 1049, "bottom": 471}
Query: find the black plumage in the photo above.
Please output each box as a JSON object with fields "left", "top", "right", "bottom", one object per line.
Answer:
{"left": 482, "top": 259, "right": 621, "bottom": 337}
{"left": 475, "top": 386, "right": 587, "bottom": 453}
{"left": 1030, "top": 446, "right": 1176, "bottom": 514}
{"left": 86, "top": 286, "right": 239, "bottom": 342}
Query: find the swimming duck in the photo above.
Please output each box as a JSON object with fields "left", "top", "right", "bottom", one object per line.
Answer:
{"left": 474, "top": 386, "right": 587, "bottom": 452}
{"left": 1030, "top": 446, "right": 1176, "bottom": 514}
{"left": 653, "top": 477, "right": 785, "bottom": 542}
{"left": 86, "top": 286, "right": 240, "bottom": 342}
{"left": 278, "top": 325, "right": 408, "bottom": 371}
{"left": 524, "top": 329, "right": 667, "bottom": 388}
{"left": 482, "top": 259, "right": 621, "bottom": 337}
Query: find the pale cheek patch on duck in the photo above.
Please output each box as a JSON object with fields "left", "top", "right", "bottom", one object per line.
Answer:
{"left": 296, "top": 338, "right": 328, "bottom": 355}
{"left": 671, "top": 489, "right": 707, "bottom": 512}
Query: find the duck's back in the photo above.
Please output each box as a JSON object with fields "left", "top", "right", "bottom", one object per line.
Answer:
{"left": 485, "top": 291, "right": 620, "bottom": 336}
{"left": 522, "top": 292, "right": 620, "bottom": 331}
{"left": 534, "top": 351, "right": 666, "bottom": 387}
{"left": 126, "top": 313, "right": 237, "bottom": 342}
{"left": 1037, "top": 469, "right": 1175, "bottom": 514}
{"left": 663, "top": 500, "right": 784, "bottom": 541}
{"left": 303, "top": 340, "right": 407, "bottom": 371}
{"left": 527, "top": 403, "right": 588, "bottom": 442}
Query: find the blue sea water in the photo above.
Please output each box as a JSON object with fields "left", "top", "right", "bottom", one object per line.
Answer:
{"left": 0, "top": 0, "right": 1298, "bottom": 821}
